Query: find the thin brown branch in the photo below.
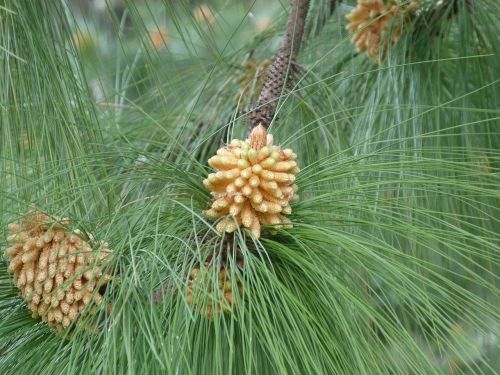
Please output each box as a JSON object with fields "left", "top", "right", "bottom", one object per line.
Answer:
{"left": 248, "top": 0, "right": 310, "bottom": 130}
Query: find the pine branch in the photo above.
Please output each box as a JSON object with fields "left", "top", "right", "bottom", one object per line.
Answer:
{"left": 248, "top": 0, "right": 310, "bottom": 130}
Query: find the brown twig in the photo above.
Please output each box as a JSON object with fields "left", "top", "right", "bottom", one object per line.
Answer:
{"left": 248, "top": 0, "right": 310, "bottom": 130}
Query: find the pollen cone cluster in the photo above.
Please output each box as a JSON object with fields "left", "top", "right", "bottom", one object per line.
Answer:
{"left": 4, "top": 209, "right": 112, "bottom": 332}
{"left": 186, "top": 262, "right": 243, "bottom": 318}
{"left": 203, "top": 125, "right": 299, "bottom": 238}
{"left": 346, "top": 0, "right": 401, "bottom": 61}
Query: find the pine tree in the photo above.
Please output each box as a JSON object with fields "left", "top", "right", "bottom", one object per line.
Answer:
{"left": 1, "top": 0, "right": 499, "bottom": 374}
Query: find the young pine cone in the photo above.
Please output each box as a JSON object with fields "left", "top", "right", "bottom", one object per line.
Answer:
{"left": 4, "top": 209, "right": 112, "bottom": 332}
{"left": 203, "top": 125, "right": 299, "bottom": 238}
{"left": 346, "top": 0, "right": 402, "bottom": 61}
{"left": 186, "top": 263, "right": 243, "bottom": 318}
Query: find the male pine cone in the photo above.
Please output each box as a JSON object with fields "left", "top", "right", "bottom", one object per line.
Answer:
{"left": 203, "top": 125, "right": 299, "bottom": 238}
{"left": 346, "top": 0, "right": 402, "bottom": 61}
{"left": 4, "top": 209, "right": 112, "bottom": 332}
{"left": 186, "top": 263, "right": 243, "bottom": 318}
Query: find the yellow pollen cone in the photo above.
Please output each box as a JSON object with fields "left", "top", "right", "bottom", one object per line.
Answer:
{"left": 203, "top": 126, "right": 299, "bottom": 238}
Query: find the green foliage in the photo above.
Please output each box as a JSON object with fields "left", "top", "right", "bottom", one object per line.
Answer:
{"left": 1, "top": 0, "right": 499, "bottom": 374}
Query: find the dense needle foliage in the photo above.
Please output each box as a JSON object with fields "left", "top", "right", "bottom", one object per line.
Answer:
{"left": 0, "top": 0, "right": 498, "bottom": 374}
